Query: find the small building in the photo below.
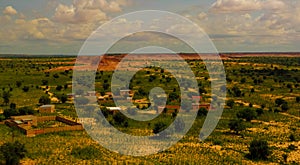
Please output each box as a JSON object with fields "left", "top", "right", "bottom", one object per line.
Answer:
{"left": 157, "top": 106, "right": 165, "bottom": 113}
{"left": 39, "top": 105, "right": 55, "bottom": 113}
{"left": 78, "top": 118, "right": 96, "bottom": 126}
{"left": 192, "top": 96, "right": 202, "bottom": 103}
{"left": 190, "top": 103, "right": 211, "bottom": 111}
{"left": 11, "top": 115, "right": 38, "bottom": 126}
{"left": 86, "top": 91, "right": 97, "bottom": 96}
{"left": 120, "top": 90, "right": 131, "bottom": 97}
{"left": 107, "top": 107, "right": 122, "bottom": 115}
{"left": 67, "top": 93, "right": 75, "bottom": 99}
{"left": 127, "top": 97, "right": 132, "bottom": 101}
{"left": 98, "top": 96, "right": 105, "bottom": 101}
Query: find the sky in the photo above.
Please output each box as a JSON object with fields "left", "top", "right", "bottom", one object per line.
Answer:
{"left": 0, "top": 0, "right": 300, "bottom": 54}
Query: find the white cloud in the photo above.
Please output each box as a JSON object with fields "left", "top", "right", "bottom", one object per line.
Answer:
{"left": 3, "top": 6, "right": 18, "bottom": 15}
{"left": 210, "top": 0, "right": 286, "bottom": 13}
{"left": 52, "top": 0, "right": 131, "bottom": 24}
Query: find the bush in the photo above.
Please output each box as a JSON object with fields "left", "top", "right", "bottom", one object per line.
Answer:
{"left": 0, "top": 114, "right": 5, "bottom": 121}
{"left": 281, "top": 103, "right": 289, "bottom": 112}
{"left": 226, "top": 99, "right": 235, "bottom": 108}
{"left": 71, "top": 146, "right": 102, "bottom": 160}
{"left": 16, "top": 81, "right": 22, "bottom": 88}
{"left": 3, "top": 108, "right": 19, "bottom": 119}
{"left": 56, "top": 85, "right": 63, "bottom": 91}
{"left": 0, "top": 141, "right": 27, "bottom": 165}
{"left": 22, "top": 86, "right": 29, "bottom": 92}
{"left": 197, "top": 107, "right": 208, "bottom": 117}
{"left": 275, "top": 98, "right": 286, "bottom": 107}
{"left": 18, "top": 107, "right": 35, "bottom": 115}
{"left": 248, "top": 139, "right": 271, "bottom": 160}
{"left": 229, "top": 119, "right": 246, "bottom": 134}
{"left": 113, "top": 112, "right": 127, "bottom": 126}
{"left": 58, "top": 94, "right": 68, "bottom": 103}
{"left": 153, "top": 121, "right": 168, "bottom": 134}
{"left": 237, "top": 108, "right": 257, "bottom": 122}
{"left": 287, "top": 144, "right": 297, "bottom": 151}
{"left": 39, "top": 95, "right": 51, "bottom": 105}
{"left": 256, "top": 108, "right": 264, "bottom": 116}
{"left": 296, "top": 96, "right": 300, "bottom": 103}
{"left": 289, "top": 134, "right": 296, "bottom": 142}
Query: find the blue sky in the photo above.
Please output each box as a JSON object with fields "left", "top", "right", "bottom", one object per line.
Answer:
{"left": 0, "top": 0, "right": 300, "bottom": 54}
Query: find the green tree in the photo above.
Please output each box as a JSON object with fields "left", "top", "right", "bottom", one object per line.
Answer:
{"left": 226, "top": 99, "right": 235, "bottom": 108}
{"left": 71, "top": 146, "right": 102, "bottom": 160}
{"left": 2, "top": 91, "right": 11, "bottom": 105}
{"left": 18, "top": 107, "right": 34, "bottom": 115}
{"left": 197, "top": 107, "right": 208, "bottom": 117}
{"left": 16, "top": 81, "right": 22, "bottom": 88}
{"left": 3, "top": 108, "right": 19, "bottom": 119}
{"left": 0, "top": 114, "right": 5, "bottom": 121}
{"left": 232, "top": 86, "right": 242, "bottom": 97}
{"left": 256, "top": 108, "right": 264, "bottom": 116}
{"left": 296, "top": 96, "right": 300, "bottom": 103}
{"left": 248, "top": 139, "right": 271, "bottom": 160}
{"left": 275, "top": 98, "right": 286, "bottom": 107}
{"left": 281, "top": 103, "right": 289, "bottom": 112}
{"left": 113, "top": 112, "right": 126, "bottom": 126}
{"left": 229, "top": 119, "right": 246, "bottom": 134}
{"left": 0, "top": 141, "right": 27, "bottom": 165}
{"left": 39, "top": 95, "right": 51, "bottom": 105}
{"left": 56, "top": 85, "right": 63, "bottom": 91}
{"left": 153, "top": 121, "right": 168, "bottom": 134}
{"left": 22, "top": 86, "right": 29, "bottom": 92}
{"left": 237, "top": 108, "right": 257, "bottom": 122}
{"left": 58, "top": 94, "right": 68, "bottom": 103}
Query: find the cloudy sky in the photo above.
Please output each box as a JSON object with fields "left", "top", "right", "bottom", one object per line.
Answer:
{"left": 0, "top": 0, "right": 300, "bottom": 54}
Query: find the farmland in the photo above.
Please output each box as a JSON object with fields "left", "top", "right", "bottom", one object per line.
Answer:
{"left": 0, "top": 53, "right": 299, "bottom": 164}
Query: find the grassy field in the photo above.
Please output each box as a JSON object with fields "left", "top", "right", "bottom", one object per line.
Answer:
{"left": 0, "top": 55, "right": 299, "bottom": 164}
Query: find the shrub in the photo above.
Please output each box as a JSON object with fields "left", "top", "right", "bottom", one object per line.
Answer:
{"left": 41, "top": 80, "right": 48, "bottom": 85}
{"left": 16, "top": 81, "right": 22, "bottom": 88}
{"left": 287, "top": 144, "right": 297, "bottom": 151}
{"left": 22, "top": 86, "right": 29, "bottom": 92}
{"left": 256, "top": 108, "right": 264, "bottom": 116}
{"left": 248, "top": 139, "right": 271, "bottom": 160}
{"left": 3, "top": 108, "right": 19, "bottom": 119}
{"left": 197, "top": 107, "right": 208, "bottom": 117}
{"left": 237, "top": 108, "right": 257, "bottom": 122}
{"left": 18, "top": 107, "right": 35, "bottom": 115}
{"left": 289, "top": 134, "right": 296, "bottom": 141}
{"left": 153, "top": 121, "right": 168, "bottom": 134}
{"left": 232, "top": 86, "right": 242, "bottom": 97}
{"left": 71, "top": 146, "right": 102, "bottom": 160}
{"left": 229, "top": 119, "right": 246, "bottom": 134}
{"left": 281, "top": 103, "right": 289, "bottom": 112}
{"left": 59, "top": 94, "right": 68, "bottom": 103}
{"left": 0, "top": 114, "right": 5, "bottom": 121}
{"left": 275, "top": 98, "right": 286, "bottom": 107}
{"left": 296, "top": 96, "right": 300, "bottom": 103}
{"left": 0, "top": 141, "right": 27, "bottom": 165}
{"left": 226, "top": 99, "right": 235, "bottom": 108}
{"left": 113, "top": 112, "right": 127, "bottom": 126}
{"left": 39, "top": 95, "right": 51, "bottom": 105}
{"left": 56, "top": 85, "right": 63, "bottom": 91}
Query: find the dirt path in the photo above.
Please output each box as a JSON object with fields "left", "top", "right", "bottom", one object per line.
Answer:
{"left": 280, "top": 112, "right": 300, "bottom": 120}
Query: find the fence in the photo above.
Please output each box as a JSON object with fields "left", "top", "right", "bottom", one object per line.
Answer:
{"left": 5, "top": 116, "right": 84, "bottom": 137}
